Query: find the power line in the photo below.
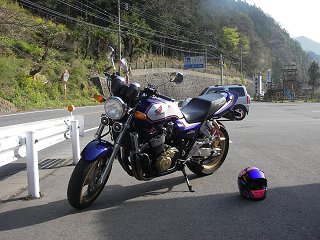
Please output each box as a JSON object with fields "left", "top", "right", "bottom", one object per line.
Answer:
{"left": 116, "top": 0, "right": 221, "bottom": 39}
{"left": 19, "top": 0, "right": 118, "bottom": 32}
{"left": 18, "top": 0, "right": 242, "bottom": 69}
{"left": 43, "top": 0, "right": 233, "bottom": 55}
{"left": 18, "top": 0, "right": 206, "bottom": 55}
{"left": 58, "top": 0, "right": 208, "bottom": 47}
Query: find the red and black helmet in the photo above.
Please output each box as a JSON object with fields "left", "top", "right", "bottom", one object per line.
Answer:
{"left": 238, "top": 167, "right": 267, "bottom": 200}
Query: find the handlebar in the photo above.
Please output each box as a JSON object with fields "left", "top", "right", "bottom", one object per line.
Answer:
{"left": 141, "top": 87, "right": 175, "bottom": 102}
{"left": 157, "top": 93, "right": 175, "bottom": 102}
{"left": 103, "top": 66, "right": 113, "bottom": 78}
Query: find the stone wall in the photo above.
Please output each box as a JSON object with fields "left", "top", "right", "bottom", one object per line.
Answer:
{"left": 130, "top": 68, "right": 251, "bottom": 100}
{"left": 0, "top": 97, "right": 17, "bottom": 114}
{"left": 130, "top": 68, "right": 215, "bottom": 100}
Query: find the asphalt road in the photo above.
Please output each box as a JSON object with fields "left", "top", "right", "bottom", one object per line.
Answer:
{"left": 0, "top": 105, "right": 104, "bottom": 128}
{"left": 0, "top": 102, "right": 320, "bottom": 240}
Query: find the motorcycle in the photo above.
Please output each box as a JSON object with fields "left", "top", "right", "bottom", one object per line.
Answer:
{"left": 67, "top": 47, "right": 238, "bottom": 209}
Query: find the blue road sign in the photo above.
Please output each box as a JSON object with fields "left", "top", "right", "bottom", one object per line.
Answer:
{"left": 184, "top": 56, "right": 205, "bottom": 69}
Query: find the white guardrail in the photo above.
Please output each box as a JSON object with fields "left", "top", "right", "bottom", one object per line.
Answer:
{"left": 0, "top": 115, "right": 84, "bottom": 198}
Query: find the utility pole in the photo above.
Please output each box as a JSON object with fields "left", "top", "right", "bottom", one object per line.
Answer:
{"left": 240, "top": 43, "right": 243, "bottom": 75}
{"left": 117, "top": 0, "right": 121, "bottom": 61}
{"left": 220, "top": 54, "right": 223, "bottom": 85}
{"left": 205, "top": 46, "right": 208, "bottom": 69}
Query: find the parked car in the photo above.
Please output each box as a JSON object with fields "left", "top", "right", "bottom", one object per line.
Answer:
{"left": 179, "top": 84, "right": 250, "bottom": 121}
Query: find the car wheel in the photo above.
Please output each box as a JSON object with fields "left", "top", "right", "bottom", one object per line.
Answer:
{"left": 233, "top": 105, "right": 246, "bottom": 121}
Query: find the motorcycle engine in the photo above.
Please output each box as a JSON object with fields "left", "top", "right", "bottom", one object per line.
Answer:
{"left": 145, "top": 123, "right": 178, "bottom": 172}
{"left": 155, "top": 146, "right": 179, "bottom": 172}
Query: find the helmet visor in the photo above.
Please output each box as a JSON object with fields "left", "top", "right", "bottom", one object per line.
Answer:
{"left": 248, "top": 168, "right": 265, "bottom": 179}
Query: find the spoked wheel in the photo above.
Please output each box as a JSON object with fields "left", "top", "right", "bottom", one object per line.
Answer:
{"left": 187, "top": 125, "right": 229, "bottom": 176}
{"left": 67, "top": 158, "right": 111, "bottom": 209}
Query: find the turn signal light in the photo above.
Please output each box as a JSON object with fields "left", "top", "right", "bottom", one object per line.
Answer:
{"left": 94, "top": 94, "right": 106, "bottom": 103}
{"left": 134, "top": 111, "right": 147, "bottom": 120}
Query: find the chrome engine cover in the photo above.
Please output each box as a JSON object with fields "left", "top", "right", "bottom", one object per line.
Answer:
{"left": 156, "top": 147, "right": 178, "bottom": 172}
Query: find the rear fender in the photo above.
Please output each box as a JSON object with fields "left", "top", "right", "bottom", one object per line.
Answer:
{"left": 81, "top": 140, "right": 114, "bottom": 161}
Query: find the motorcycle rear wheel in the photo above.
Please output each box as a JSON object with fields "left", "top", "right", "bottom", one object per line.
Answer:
{"left": 187, "top": 125, "right": 229, "bottom": 176}
{"left": 67, "top": 157, "right": 111, "bottom": 209}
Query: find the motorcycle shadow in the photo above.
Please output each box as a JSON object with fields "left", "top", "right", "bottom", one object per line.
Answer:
{"left": 91, "top": 173, "right": 200, "bottom": 211}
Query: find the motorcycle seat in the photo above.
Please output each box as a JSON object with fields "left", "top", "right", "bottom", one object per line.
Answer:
{"left": 180, "top": 93, "right": 226, "bottom": 123}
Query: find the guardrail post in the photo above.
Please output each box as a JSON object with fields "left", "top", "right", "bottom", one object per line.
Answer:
{"left": 26, "top": 131, "right": 40, "bottom": 198}
{"left": 71, "top": 120, "right": 80, "bottom": 164}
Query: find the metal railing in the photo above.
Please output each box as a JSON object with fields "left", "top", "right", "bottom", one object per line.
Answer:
{"left": 0, "top": 115, "right": 84, "bottom": 198}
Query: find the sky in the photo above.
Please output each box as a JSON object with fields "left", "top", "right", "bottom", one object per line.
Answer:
{"left": 244, "top": 0, "right": 320, "bottom": 43}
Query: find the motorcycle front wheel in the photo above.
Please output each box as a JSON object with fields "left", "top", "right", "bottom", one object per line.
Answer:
{"left": 67, "top": 157, "right": 111, "bottom": 209}
{"left": 187, "top": 125, "right": 229, "bottom": 176}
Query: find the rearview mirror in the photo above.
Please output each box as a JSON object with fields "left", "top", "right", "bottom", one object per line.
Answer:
{"left": 119, "top": 58, "right": 128, "bottom": 72}
{"left": 106, "top": 46, "right": 115, "bottom": 60}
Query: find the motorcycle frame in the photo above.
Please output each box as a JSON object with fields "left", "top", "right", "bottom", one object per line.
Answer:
{"left": 79, "top": 90, "right": 237, "bottom": 186}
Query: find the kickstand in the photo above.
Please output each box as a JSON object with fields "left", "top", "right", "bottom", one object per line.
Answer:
{"left": 181, "top": 166, "right": 195, "bottom": 193}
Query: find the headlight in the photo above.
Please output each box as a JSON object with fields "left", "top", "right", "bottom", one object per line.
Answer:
{"left": 104, "top": 97, "right": 127, "bottom": 120}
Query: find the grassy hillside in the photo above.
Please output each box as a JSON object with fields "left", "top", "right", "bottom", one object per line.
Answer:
{"left": 0, "top": 0, "right": 108, "bottom": 111}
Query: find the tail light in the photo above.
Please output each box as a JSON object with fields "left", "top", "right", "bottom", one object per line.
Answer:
{"left": 247, "top": 95, "right": 251, "bottom": 104}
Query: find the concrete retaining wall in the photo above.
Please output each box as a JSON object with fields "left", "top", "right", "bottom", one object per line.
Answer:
{"left": 0, "top": 97, "right": 17, "bottom": 114}
{"left": 93, "top": 68, "right": 252, "bottom": 100}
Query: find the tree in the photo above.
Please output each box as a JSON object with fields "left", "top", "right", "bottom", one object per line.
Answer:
{"left": 308, "top": 61, "right": 320, "bottom": 95}
{"left": 121, "top": 5, "right": 153, "bottom": 60}
{"left": 271, "top": 57, "right": 283, "bottom": 86}
{"left": 222, "top": 27, "right": 239, "bottom": 53}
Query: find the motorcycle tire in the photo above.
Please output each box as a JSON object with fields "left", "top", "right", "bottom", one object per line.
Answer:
{"left": 67, "top": 157, "right": 111, "bottom": 209}
{"left": 187, "top": 125, "right": 229, "bottom": 176}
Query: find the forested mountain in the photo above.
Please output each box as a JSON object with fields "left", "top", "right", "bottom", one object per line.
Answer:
{"left": 295, "top": 36, "right": 320, "bottom": 55}
{"left": 0, "top": 0, "right": 313, "bottom": 110}
{"left": 295, "top": 36, "right": 320, "bottom": 64}
{"left": 14, "top": 0, "right": 310, "bottom": 82}
{"left": 307, "top": 52, "right": 320, "bottom": 64}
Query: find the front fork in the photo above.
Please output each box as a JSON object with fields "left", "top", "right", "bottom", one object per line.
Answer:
{"left": 98, "top": 113, "right": 134, "bottom": 185}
